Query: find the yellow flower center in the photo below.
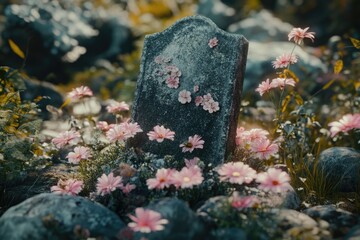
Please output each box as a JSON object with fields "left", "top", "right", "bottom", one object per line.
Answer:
{"left": 183, "top": 177, "right": 191, "bottom": 182}
{"left": 232, "top": 172, "right": 241, "bottom": 177}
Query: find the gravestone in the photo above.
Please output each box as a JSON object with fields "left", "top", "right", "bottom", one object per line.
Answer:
{"left": 131, "top": 15, "right": 248, "bottom": 165}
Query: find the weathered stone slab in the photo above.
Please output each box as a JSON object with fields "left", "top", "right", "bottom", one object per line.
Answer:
{"left": 131, "top": 15, "right": 248, "bottom": 165}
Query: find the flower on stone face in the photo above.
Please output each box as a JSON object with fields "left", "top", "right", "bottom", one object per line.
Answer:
{"left": 208, "top": 37, "right": 219, "bottom": 48}
{"left": 217, "top": 162, "right": 257, "bottom": 184}
{"left": 68, "top": 86, "right": 93, "bottom": 101}
{"left": 166, "top": 76, "right": 180, "bottom": 88}
{"left": 180, "top": 134, "right": 204, "bottom": 153}
{"left": 147, "top": 125, "right": 175, "bottom": 142}
{"left": 203, "top": 100, "right": 220, "bottom": 113}
{"left": 128, "top": 208, "right": 168, "bottom": 233}
{"left": 106, "top": 124, "right": 126, "bottom": 142}
{"left": 288, "top": 27, "right": 315, "bottom": 45}
{"left": 195, "top": 96, "right": 203, "bottom": 106}
{"left": 146, "top": 168, "right": 175, "bottom": 190}
{"left": 328, "top": 113, "right": 360, "bottom": 137}
{"left": 255, "top": 79, "right": 273, "bottom": 96}
{"left": 96, "top": 172, "right": 123, "bottom": 196}
{"left": 106, "top": 101, "right": 130, "bottom": 114}
{"left": 256, "top": 168, "right": 292, "bottom": 193}
{"left": 193, "top": 85, "right": 199, "bottom": 93}
{"left": 230, "top": 192, "right": 259, "bottom": 209}
{"left": 170, "top": 166, "right": 203, "bottom": 189}
{"left": 51, "top": 178, "right": 83, "bottom": 196}
{"left": 66, "top": 146, "right": 92, "bottom": 164}
{"left": 120, "top": 183, "right": 136, "bottom": 194}
{"left": 272, "top": 53, "right": 298, "bottom": 69}
{"left": 52, "top": 130, "right": 81, "bottom": 148}
{"left": 120, "top": 122, "right": 143, "bottom": 138}
{"left": 270, "top": 78, "right": 296, "bottom": 90}
{"left": 250, "top": 139, "right": 279, "bottom": 160}
{"left": 178, "top": 90, "right": 191, "bottom": 104}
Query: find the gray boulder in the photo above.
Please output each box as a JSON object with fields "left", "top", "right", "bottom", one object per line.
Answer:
{"left": 317, "top": 147, "right": 360, "bottom": 192}
{"left": 0, "top": 193, "right": 125, "bottom": 239}
{"left": 134, "top": 198, "right": 206, "bottom": 240}
{"left": 345, "top": 225, "right": 360, "bottom": 240}
{"left": 303, "top": 205, "right": 359, "bottom": 238}
{"left": 228, "top": 10, "right": 293, "bottom": 42}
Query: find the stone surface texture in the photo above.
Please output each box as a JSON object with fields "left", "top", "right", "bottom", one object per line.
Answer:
{"left": 134, "top": 198, "right": 206, "bottom": 240}
{"left": 317, "top": 147, "right": 360, "bottom": 192}
{"left": 0, "top": 193, "right": 125, "bottom": 239}
{"left": 131, "top": 15, "right": 248, "bottom": 165}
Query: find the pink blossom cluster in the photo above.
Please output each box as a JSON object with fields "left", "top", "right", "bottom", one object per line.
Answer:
{"left": 67, "top": 86, "right": 93, "bottom": 101}
{"left": 96, "top": 172, "right": 136, "bottom": 196}
{"left": 106, "top": 122, "right": 143, "bottom": 143}
{"left": 147, "top": 159, "right": 203, "bottom": 190}
{"left": 236, "top": 127, "right": 279, "bottom": 160}
{"left": 154, "top": 56, "right": 182, "bottom": 89}
{"left": 255, "top": 78, "right": 296, "bottom": 96}
{"left": 328, "top": 113, "right": 360, "bottom": 137}
{"left": 51, "top": 178, "right": 84, "bottom": 196}
{"left": 106, "top": 101, "right": 130, "bottom": 114}
{"left": 195, "top": 93, "right": 220, "bottom": 113}
{"left": 208, "top": 37, "right": 218, "bottom": 48}
{"left": 52, "top": 130, "right": 81, "bottom": 148}
{"left": 128, "top": 208, "right": 168, "bottom": 233}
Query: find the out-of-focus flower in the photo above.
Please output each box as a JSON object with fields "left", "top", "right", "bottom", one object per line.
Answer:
{"left": 288, "top": 27, "right": 315, "bottom": 45}
{"left": 217, "top": 162, "right": 257, "bottom": 184}
{"left": 147, "top": 125, "right": 175, "bottom": 142}
{"left": 178, "top": 90, "right": 191, "bottom": 104}
{"left": 256, "top": 168, "right": 292, "bottom": 193}
{"left": 68, "top": 86, "right": 93, "bottom": 101}
{"left": 166, "top": 76, "right": 180, "bottom": 89}
{"left": 185, "top": 157, "right": 200, "bottom": 168}
{"left": 96, "top": 172, "right": 123, "bottom": 196}
{"left": 106, "top": 101, "right": 130, "bottom": 114}
{"left": 230, "top": 192, "right": 259, "bottom": 209}
{"left": 52, "top": 130, "right": 81, "bottom": 148}
{"left": 250, "top": 139, "right": 279, "bottom": 160}
{"left": 146, "top": 168, "right": 175, "bottom": 190}
{"left": 170, "top": 166, "right": 203, "bottom": 189}
{"left": 106, "top": 125, "right": 126, "bottom": 142}
{"left": 66, "top": 146, "right": 92, "bottom": 164}
{"left": 255, "top": 79, "right": 273, "bottom": 96}
{"left": 51, "top": 178, "right": 83, "bottom": 196}
{"left": 272, "top": 53, "right": 298, "bottom": 69}
{"left": 128, "top": 208, "right": 168, "bottom": 233}
{"left": 208, "top": 37, "right": 219, "bottom": 48}
{"left": 271, "top": 78, "right": 296, "bottom": 90}
{"left": 180, "top": 135, "right": 204, "bottom": 153}
{"left": 120, "top": 183, "right": 136, "bottom": 194}
{"left": 236, "top": 128, "right": 269, "bottom": 148}
{"left": 96, "top": 121, "right": 115, "bottom": 132}
{"left": 328, "top": 113, "right": 360, "bottom": 137}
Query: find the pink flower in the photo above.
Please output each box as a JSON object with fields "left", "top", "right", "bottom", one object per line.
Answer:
{"left": 120, "top": 122, "right": 143, "bottom": 138}
{"left": 203, "top": 100, "right": 220, "bottom": 113}
{"left": 217, "top": 162, "right": 257, "bottom": 184}
{"left": 166, "top": 76, "right": 180, "bottom": 89}
{"left": 255, "top": 79, "right": 273, "bottom": 96}
{"left": 328, "top": 113, "right": 360, "bottom": 137}
{"left": 271, "top": 78, "right": 296, "bottom": 90}
{"left": 106, "top": 101, "right": 130, "bottom": 114}
{"left": 184, "top": 157, "right": 200, "bottom": 168}
{"left": 51, "top": 178, "right": 83, "bottom": 196}
{"left": 230, "top": 192, "right": 259, "bottom": 209}
{"left": 272, "top": 53, "right": 298, "bottom": 69}
{"left": 195, "top": 96, "right": 203, "bottom": 106}
{"left": 68, "top": 86, "right": 93, "bottom": 101}
{"left": 208, "top": 37, "right": 219, "bottom": 48}
{"left": 120, "top": 183, "right": 136, "bottom": 194}
{"left": 128, "top": 208, "right": 168, "bottom": 233}
{"left": 96, "top": 121, "right": 115, "bottom": 132}
{"left": 96, "top": 172, "right": 123, "bottom": 196}
{"left": 52, "top": 130, "right": 81, "bottom": 148}
{"left": 106, "top": 124, "right": 126, "bottom": 142}
{"left": 146, "top": 168, "right": 175, "bottom": 190}
{"left": 250, "top": 139, "right": 279, "bottom": 160}
{"left": 193, "top": 85, "right": 199, "bottom": 93}
{"left": 66, "top": 146, "right": 92, "bottom": 164}
{"left": 178, "top": 90, "right": 191, "bottom": 104}
{"left": 170, "top": 166, "right": 203, "bottom": 189}
{"left": 236, "top": 128, "right": 269, "bottom": 147}
{"left": 288, "top": 27, "right": 315, "bottom": 45}
{"left": 147, "top": 125, "right": 175, "bottom": 142}
{"left": 179, "top": 134, "right": 204, "bottom": 153}
{"left": 235, "top": 127, "right": 246, "bottom": 146}
{"left": 256, "top": 168, "right": 292, "bottom": 193}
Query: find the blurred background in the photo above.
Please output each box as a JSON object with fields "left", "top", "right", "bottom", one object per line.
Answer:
{"left": 0, "top": 0, "right": 359, "bottom": 105}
